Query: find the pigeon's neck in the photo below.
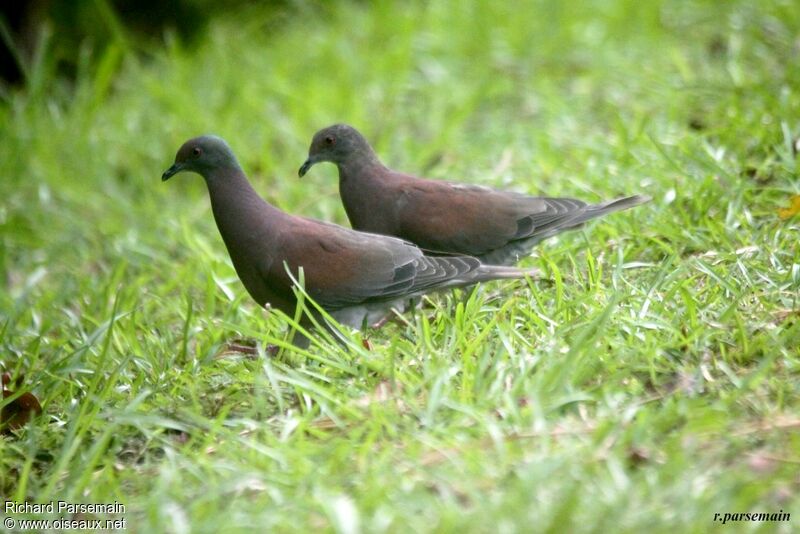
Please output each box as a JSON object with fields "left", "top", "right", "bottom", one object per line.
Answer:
{"left": 337, "top": 148, "right": 385, "bottom": 185}
{"left": 204, "top": 167, "right": 285, "bottom": 246}
{"left": 336, "top": 154, "right": 398, "bottom": 234}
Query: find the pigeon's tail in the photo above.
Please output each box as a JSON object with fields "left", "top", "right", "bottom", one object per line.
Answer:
{"left": 470, "top": 264, "right": 540, "bottom": 284}
{"left": 477, "top": 194, "right": 650, "bottom": 266}
{"left": 570, "top": 194, "right": 651, "bottom": 227}
{"left": 402, "top": 255, "right": 536, "bottom": 296}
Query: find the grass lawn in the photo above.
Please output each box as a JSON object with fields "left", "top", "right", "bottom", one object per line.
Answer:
{"left": 1, "top": 0, "right": 799, "bottom": 531}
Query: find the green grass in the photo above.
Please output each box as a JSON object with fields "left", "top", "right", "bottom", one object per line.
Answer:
{"left": 1, "top": 0, "right": 799, "bottom": 531}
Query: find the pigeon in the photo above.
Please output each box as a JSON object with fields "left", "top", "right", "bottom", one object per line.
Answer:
{"left": 299, "top": 124, "right": 649, "bottom": 265}
{"left": 162, "top": 136, "right": 537, "bottom": 347}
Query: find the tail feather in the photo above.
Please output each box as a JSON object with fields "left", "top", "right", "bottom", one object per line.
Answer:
{"left": 479, "top": 264, "right": 538, "bottom": 278}
{"left": 469, "top": 264, "right": 539, "bottom": 284}
{"left": 570, "top": 194, "right": 651, "bottom": 226}
{"left": 478, "top": 194, "right": 650, "bottom": 265}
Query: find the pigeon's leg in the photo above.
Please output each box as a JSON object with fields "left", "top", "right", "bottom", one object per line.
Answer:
{"left": 224, "top": 341, "right": 258, "bottom": 355}
{"left": 369, "top": 299, "right": 417, "bottom": 329}
{"left": 369, "top": 315, "right": 391, "bottom": 329}
{"left": 216, "top": 337, "right": 268, "bottom": 358}
{"left": 216, "top": 330, "right": 312, "bottom": 358}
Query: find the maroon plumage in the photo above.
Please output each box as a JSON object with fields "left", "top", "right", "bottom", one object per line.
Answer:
{"left": 299, "top": 124, "right": 649, "bottom": 265}
{"left": 163, "top": 136, "right": 537, "bottom": 346}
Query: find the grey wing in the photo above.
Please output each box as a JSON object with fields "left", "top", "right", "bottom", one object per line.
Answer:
{"left": 508, "top": 196, "right": 589, "bottom": 239}
{"left": 286, "top": 221, "right": 483, "bottom": 309}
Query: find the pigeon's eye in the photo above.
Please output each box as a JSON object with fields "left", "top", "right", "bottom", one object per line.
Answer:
{"left": 324, "top": 135, "right": 335, "bottom": 146}
{"left": 192, "top": 147, "right": 202, "bottom": 157}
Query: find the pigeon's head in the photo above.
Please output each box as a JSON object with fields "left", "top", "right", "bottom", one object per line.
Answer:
{"left": 162, "top": 135, "right": 240, "bottom": 181}
{"left": 298, "top": 124, "right": 373, "bottom": 177}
